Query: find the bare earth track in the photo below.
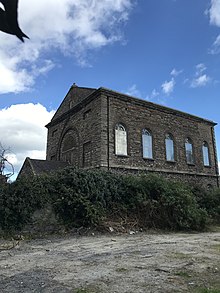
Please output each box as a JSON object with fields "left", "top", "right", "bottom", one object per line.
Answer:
{"left": 0, "top": 231, "right": 219, "bottom": 292}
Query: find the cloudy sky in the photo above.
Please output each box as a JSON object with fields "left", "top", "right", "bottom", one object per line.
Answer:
{"left": 0, "top": 0, "right": 220, "bottom": 178}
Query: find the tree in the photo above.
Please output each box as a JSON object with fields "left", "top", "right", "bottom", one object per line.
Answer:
{"left": 0, "top": 143, "right": 14, "bottom": 182}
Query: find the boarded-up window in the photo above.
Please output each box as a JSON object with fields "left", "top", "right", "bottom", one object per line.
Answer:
{"left": 60, "top": 129, "right": 79, "bottom": 166}
{"left": 165, "top": 133, "right": 175, "bottom": 161}
{"left": 185, "top": 138, "right": 194, "bottom": 164}
{"left": 115, "top": 123, "right": 127, "bottom": 156}
{"left": 202, "top": 141, "right": 210, "bottom": 166}
{"left": 62, "top": 136, "right": 76, "bottom": 152}
{"left": 142, "top": 129, "right": 153, "bottom": 159}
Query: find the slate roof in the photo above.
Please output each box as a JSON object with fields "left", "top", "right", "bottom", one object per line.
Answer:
{"left": 19, "top": 157, "right": 70, "bottom": 177}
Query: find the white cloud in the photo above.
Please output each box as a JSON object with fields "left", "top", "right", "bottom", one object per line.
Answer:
{"left": 125, "top": 84, "right": 142, "bottom": 98}
{"left": 210, "top": 34, "right": 220, "bottom": 54}
{"left": 189, "top": 63, "right": 211, "bottom": 88}
{"left": 191, "top": 74, "right": 210, "bottom": 88}
{"left": 170, "top": 68, "right": 183, "bottom": 77}
{"left": 195, "top": 63, "right": 206, "bottom": 76}
{"left": 209, "top": 1, "right": 220, "bottom": 54}
{"left": 161, "top": 78, "right": 175, "bottom": 95}
{"left": 191, "top": 74, "right": 211, "bottom": 88}
{"left": 0, "top": 104, "right": 55, "bottom": 177}
{"left": 147, "top": 89, "right": 160, "bottom": 101}
{"left": 209, "top": 0, "right": 220, "bottom": 26}
{"left": 0, "top": 0, "right": 134, "bottom": 94}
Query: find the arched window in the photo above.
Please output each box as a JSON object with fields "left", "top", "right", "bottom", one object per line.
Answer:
{"left": 60, "top": 129, "right": 79, "bottom": 166}
{"left": 142, "top": 129, "right": 153, "bottom": 159}
{"left": 115, "top": 123, "right": 127, "bottom": 156}
{"left": 202, "top": 141, "right": 210, "bottom": 166}
{"left": 165, "top": 133, "right": 174, "bottom": 161}
{"left": 185, "top": 138, "right": 194, "bottom": 164}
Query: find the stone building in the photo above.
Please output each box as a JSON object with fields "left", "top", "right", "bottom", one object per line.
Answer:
{"left": 20, "top": 84, "right": 219, "bottom": 188}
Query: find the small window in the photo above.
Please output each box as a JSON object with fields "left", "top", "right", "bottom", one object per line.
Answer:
{"left": 202, "top": 141, "right": 210, "bottom": 166}
{"left": 115, "top": 123, "right": 127, "bottom": 156}
{"left": 142, "top": 129, "right": 153, "bottom": 159}
{"left": 165, "top": 133, "right": 175, "bottom": 161}
{"left": 185, "top": 138, "right": 194, "bottom": 164}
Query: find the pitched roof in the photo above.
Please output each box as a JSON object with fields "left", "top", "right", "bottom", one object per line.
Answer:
{"left": 18, "top": 157, "right": 69, "bottom": 177}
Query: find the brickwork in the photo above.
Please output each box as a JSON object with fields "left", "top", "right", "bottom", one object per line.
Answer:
{"left": 45, "top": 85, "right": 219, "bottom": 188}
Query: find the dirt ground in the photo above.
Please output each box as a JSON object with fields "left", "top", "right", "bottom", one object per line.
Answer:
{"left": 0, "top": 230, "right": 219, "bottom": 293}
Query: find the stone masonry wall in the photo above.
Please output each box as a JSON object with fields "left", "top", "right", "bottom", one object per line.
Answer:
{"left": 100, "top": 92, "right": 218, "bottom": 188}
{"left": 46, "top": 95, "right": 102, "bottom": 169}
{"left": 46, "top": 87, "right": 218, "bottom": 188}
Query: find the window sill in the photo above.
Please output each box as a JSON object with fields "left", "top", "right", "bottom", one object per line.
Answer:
{"left": 204, "top": 165, "right": 211, "bottom": 168}
{"left": 115, "top": 154, "right": 129, "bottom": 158}
{"left": 166, "top": 160, "right": 176, "bottom": 164}
{"left": 187, "top": 163, "right": 195, "bottom": 166}
{"left": 143, "top": 158, "right": 154, "bottom": 161}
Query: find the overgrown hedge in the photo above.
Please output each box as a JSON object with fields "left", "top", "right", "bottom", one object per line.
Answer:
{"left": 0, "top": 167, "right": 219, "bottom": 232}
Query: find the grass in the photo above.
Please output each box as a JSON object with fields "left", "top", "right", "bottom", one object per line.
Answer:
{"left": 171, "top": 252, "right": 192, "bottom": 259}
{"left": 195, "top": 289, "right": 220, "bottom": 293}
{"left": 175, "top": 271, "right": 191, "bottom": 278}
{"left": 211, "top": 244, "right": 220, "bottom": 253}
{"left": 115, "top": 267, "right": 128, "bottom": 273}
{"left": 75, "top": 289, "right": 91, "bottom": 293}
{"left": 74, "top": 287, "right": 98, "bottom": 293}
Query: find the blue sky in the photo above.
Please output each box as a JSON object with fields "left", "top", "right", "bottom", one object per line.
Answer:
{"left": 0, "top": 0, "right": 220, "bottom": 177}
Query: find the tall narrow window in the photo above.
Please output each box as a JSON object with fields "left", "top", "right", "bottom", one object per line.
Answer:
{"left": 165, "top": 133, "right": 175, "bottom": 161}
{"left": 115, "top": 123, "right": 127, "bottom": 156}
{"left": 185, "top": 138, "right": 194, "bottom": 164}
{"left": 142, "top": 129, "right": 153, "bottom": 159}
{"left": 202, "top": 141, "right": 210, "bottom": 166}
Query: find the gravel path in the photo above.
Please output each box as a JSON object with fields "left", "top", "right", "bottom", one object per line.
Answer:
{"left": 0, "top": 231, "right": 219, "bottom": 292}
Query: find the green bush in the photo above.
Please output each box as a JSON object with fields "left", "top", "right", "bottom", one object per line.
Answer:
{"left": 122, "top": 174, "right": 207, "bottom": 230}
{"left": 192, "top": 186, "right": 220, "bottom": 223}
{"left": 0, "top": 175, "right": 50, "bottom": 231}
{"left": 1, "top": 167, "right": 218, "bottom": 232}
{"left": 49, "top": 168, "right": 125, "bottom": 227}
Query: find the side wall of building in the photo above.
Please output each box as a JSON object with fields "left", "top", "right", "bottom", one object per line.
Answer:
{"left": 100, "top": 93, "right": 218, "bottom": 187}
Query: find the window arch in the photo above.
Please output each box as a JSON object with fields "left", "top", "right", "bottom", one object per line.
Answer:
{"left": 59, "top": 128, "right": 79, "bottom": 166}
{"left": 115, "top": 123, "right": 127, "bottom": 156}
{"left": 202, "top": 141, "right": 210, "bottom": 166}
{"left": 165, "top": 133, "right": 175, "bottom": 161}
{"left": 142, "top": 129, "right": 153, "bottom": 159}
{"left": 185, "top": 137, "right": 194, "bottom": 164}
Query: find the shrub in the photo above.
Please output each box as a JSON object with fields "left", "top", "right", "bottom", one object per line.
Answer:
{"left": 0, "top": 167, "right": 215, "bottom": 232}
{"left": 0, "top": 176, "right": 50, "bottom": 231}
{"left": 122, "top": 174, "right": 208, "bottom": 230}
{"left": 192, "top": 186, "right": 220, "bottom": 223}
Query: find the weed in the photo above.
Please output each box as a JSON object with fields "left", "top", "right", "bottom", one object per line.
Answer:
{"left": 211, "top": 244, "right": 220, "bottom": 253}
{"left": 74, "top": 288, "right": 97, "bottom": 293}
{"left": 175, "top": 271, "right": 191, "bottom": 278}
{"left": 195, "top": 289, "right": 220, "bottom": 293}
{"left": 115, "top": 267, "right": 128, "bottom": 273}
{"left": 171, "top": 252, "right": 191, "bottom": 259}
